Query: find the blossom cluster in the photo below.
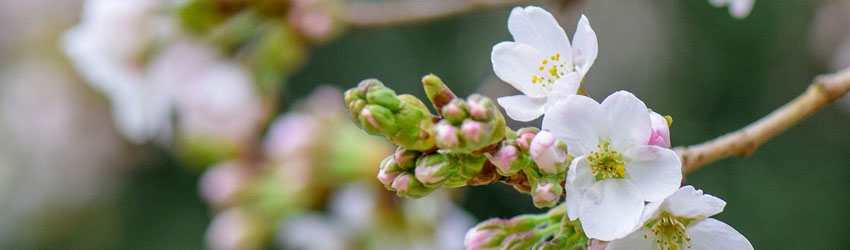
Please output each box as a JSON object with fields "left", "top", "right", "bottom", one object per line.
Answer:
{"left": 466, "top": 6, "right": 754, "bottom": 249}
{"left": 344, "top": 5, "right": 757, "bottom": 250}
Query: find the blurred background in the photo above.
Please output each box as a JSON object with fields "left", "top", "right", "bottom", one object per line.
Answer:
{"left": 0, "top": 0, "right": 848, "bottom": 249}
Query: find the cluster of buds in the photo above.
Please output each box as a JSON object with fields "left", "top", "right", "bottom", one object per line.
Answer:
{"left": 377, "top": 147, "right": 487, "bottom": 198}
{"left": 345, "top": 79, "right": 436, "bottom": 151}
{"left": 427, "top": 76, "right": 507, "bottom": 153}
{"left": 464, "top": 205, "right": 585, "bottom": 250}
{"left": 487, "top": 128, "right": 569, "bottom": 208}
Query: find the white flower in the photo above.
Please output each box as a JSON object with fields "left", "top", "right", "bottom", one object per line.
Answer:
{"left": 606, "top": 186, "right": 754, "bottom": 250}
{"left": 709, "top": 0, "right": 755, "bottom": 19}
{"left": 542, "top": 91, "right": 682, "bottom": 241}
{"left": 152, "top": 39, "right": 264, "bottom": 144}
{"left": 62, "top": 0, "right": 176, "bottom": 143}
{"left": 491, "top": 6, "right": 598, "bottom": 121}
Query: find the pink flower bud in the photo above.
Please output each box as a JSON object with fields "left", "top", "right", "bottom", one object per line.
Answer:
{"left": 461, "top": 120, "right": 483, "bottom": 143}
{"left": 414, "top": 154, "right": 451, "bottom": 185}
{"left": 391, "top": 173, "right": 412, "bottom": 192}
{"left": 464, "top": 227, "right": 501, "bottom": 250}
{"left": 393, "top": 147, "right": 419, "bottom": 168}
{"left": 360, "top": 108, "right": 379, "bottom": 128}
{"left": 436, "top": 122, "right": 459, "bottom": 148}
{"left": 516, "top": 132, "right": 535, "bottom": 150}
{"left": 486, "top": 144, "right": 518, "bottom": 175}
{"left": 205, "top": 209, "right": 253, "bottom": 250}
{"left": 528, "top": 131, "right": 566, "bottom": 174}
{"left": 532, "top": 181, "right": 562, "bottom": 207}
{"left": 441, "top": 99, "right": 468, "bottom": 123}
{"left": 468, "top": 98, "right": 489, "bottom": 120}
{"left": 648, "top": 111, "right": 671, "bottom": 148}
{"left": 199, "top": 162, "right": 246, "bottom": 207}
{"left": 377, "top": 157, "right": 401, "bottom": 186}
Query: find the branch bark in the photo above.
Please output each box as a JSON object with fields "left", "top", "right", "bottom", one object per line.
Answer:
{"left": 342, "top": 0, "right": 539, "bottom": 28}
{"left": 676, "top": 67, "right": 850, "bottom": 174}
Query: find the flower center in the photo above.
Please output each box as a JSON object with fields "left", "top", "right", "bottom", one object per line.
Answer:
{"left": 530, "top": 53, "right": 571, "bottom": 90}
{"left": 586, "top": 141, "right": 625, "bottom": 180}
{"left": 645, "top": 213, "right": 691, "bottom": 250}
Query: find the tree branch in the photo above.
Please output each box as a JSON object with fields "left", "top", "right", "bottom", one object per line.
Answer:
{"left": 676, "top": 67, "right": 850, "bottom": 174}
{"left": 342, "top": 0, "right": 540, "bottom": 28}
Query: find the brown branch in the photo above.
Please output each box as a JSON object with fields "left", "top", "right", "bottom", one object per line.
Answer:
{"left": 676, "top": 67, "right": 850, "bottom": 174}
{"left": 342, "top": 0, "right": 541, "bottom": 28}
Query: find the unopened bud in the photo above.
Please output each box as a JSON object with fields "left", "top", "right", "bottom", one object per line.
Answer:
{"left": 648, "top": 111, "right": 671, "bottom": 148}
{"left": 487, "top": 144, "right": 519, "bottom": 176}
{"left": 436, "top": 121, "right": 460, "bottom": 148}
{"left": 531, "top": 177, "right": 563, "bottom": 208}
{"left": 393, "top": 147, "right": 420, "bottom": 168}
{"left": 199, "top": 162, "right": 246, "bottom": 207}
{"left": 441, "top": 99, "right": 468, "bottom": 123}
{"left": 461, "top": 120, "right": 484, "bottom": 143}
{"left": 467, "top": 94, "right": 492, "bottom": 121}
{"left": 502, "top": 232, "right": 539, "bottom": 250}
{"left": 414, "top": 154, "right": 453, "bottom": 187}
{"left": 528, "top": 131, "right": 567, "bottom": 175}
{"left": 359, "top": 104, "right": 395, "bottom": 134}
{"left": 357, "top": 78, "right": 384, "bottom": 95}
{"left": 515, "top": 127, "right": 539, "bottom": 151}
{"left": 465, "top": 219, "right": 508, "bottom": 250}
{"left": 378, "top": 156, "right": 403, "bottom": 186}
{"left": 391, "top": 172, "right": 433, "bottom": 198}
{"left": 366, "top": 86, "right": 401, "bottom": 111}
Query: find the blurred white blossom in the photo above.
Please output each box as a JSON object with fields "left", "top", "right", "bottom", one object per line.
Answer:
{"left": 278, "top": 183, "right": 473, "bottom": 250}
{"left": 62, "top": 0, "right": 176, "bottom": 143}
{"left": 708, "top": 0, "right": 755, "bottom": 19}
{"left": 63, "top": 0, "right": 263, "bottom": 145}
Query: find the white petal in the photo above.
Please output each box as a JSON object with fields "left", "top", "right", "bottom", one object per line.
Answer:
{"left": 497, "top": 95, "right": 546, "bottom": 121}
{"left": 491, "top": 42, "right": 549, "bottom": 98}
{"left": 663, "top": 185, "right": 727, "bottom": 219}
{"left": 595, "top": 91, "right": 651, "bottom": 150}
{"left": 545, "top": 72, "right": 581, "bottom": 109}
{"left": 729, "top": 0, "right": 755, "bottom": 19}
{"left": 571, "top": 15, "right": 598, "bottom": 77}
{"left": 638, "top": 200, "right": 663, "bottom": 226}
{"left": 622, "top": 145, "right": 682, "bottom": 201}
{"left": 542, "top": 95, "right": 600, "bottom": 156}
{"left": 578, "top": 179, "right": 644, "bottom": 241}
{"left": 566, "top": 155, "right": 594, "bottom": 220}
{"left": 604, "top": 228, "right": 655, "bottom": 250}
{"left": 687, "top": 218, "right": 754, "bottom": 250}
{"left": 507, "top": 6, "right": 571, "bottom": 57}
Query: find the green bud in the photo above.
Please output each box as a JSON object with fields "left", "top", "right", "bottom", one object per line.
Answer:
{"left": 357, "top": 78, "right": 384, "bottom": 96}
{"left": 531, "top": 176, "right": 564, "bottom": 208}
{"left": 359, "top": 104, "right": 396, "bottom": 135}
{"left": 391, "top": 172, "right": 433, "bottom": 198}
{"left": 378, "top": 155, "right": 404, "bottom": 187}
{"left": 441, "top": 99, "right": 468, "bottom": 124}
{"left": 414, "top": 153, "right": 455, "bottom": 188}
{"left": 393, "top": 147, "right": 420, "bottom": 169}
{"left": 422, "top": 74, "right": 457, "bottom": 112}
{"left": 366, "top": 87, "right": 401, "bottom": 111}
{"left": 502, "top": 232, "right": 540, "bottom": 250}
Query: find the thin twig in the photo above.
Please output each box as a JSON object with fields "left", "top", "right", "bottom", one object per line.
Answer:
{"left": 676, "top": 67, "right": 850, "bottom": 174}
{"left": 342, "top": 0, "right": 540, "bottom": 28}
